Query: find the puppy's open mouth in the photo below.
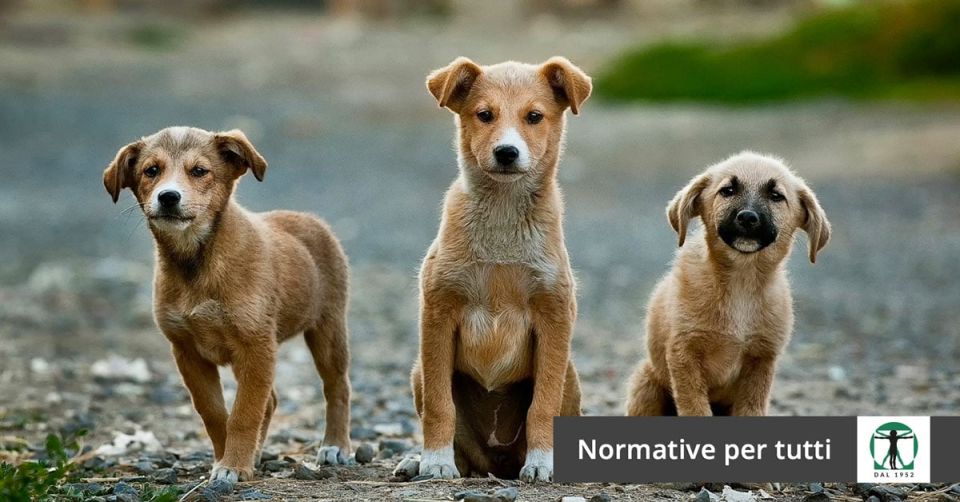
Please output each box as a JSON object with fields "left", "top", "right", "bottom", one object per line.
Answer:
{"left": 730, "top": 238, "right": 763, "bottom": 253}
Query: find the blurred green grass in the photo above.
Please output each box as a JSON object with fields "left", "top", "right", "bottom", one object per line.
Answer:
{"left": 595, "top": 0, "right": 960, "bottom": 104}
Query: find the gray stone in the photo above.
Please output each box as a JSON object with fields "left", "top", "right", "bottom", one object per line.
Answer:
{"left": 355, "top": 443, "right": 375, "bottom": 464}
{"left": 261, "top": 459, "right": 290, "bottom": 472}
{"left": 200, "top": 479, "right": 234, "bottom": 501}
{"left": 293, "top": 463, "right": 330, "bottom": 480}
{"left": 150, "top": 467, "right": 177, "bottom": 485}
{"left": 494, "top": 486, "right": 519, "bottom": 502}
{"left": 589, "top": 493, "right": 612, "bottom": 502}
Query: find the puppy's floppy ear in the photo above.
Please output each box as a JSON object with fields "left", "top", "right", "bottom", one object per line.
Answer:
{"left": 798, "top": 185, "right": 831, "bottom": 263}
{"left": 666, "top": 173, "right": 711, "bottom": 247}
{"left": 540, "top": 56, "right": 592, "bottom": 115}
{"left": 103, "top": 140, "right": 143, "bottom": 203}
{"left": 214, "top": 129, "right": 267, "bottom": 181}
{"left": 426, "top": 57, "right": 483, "bottom": 113}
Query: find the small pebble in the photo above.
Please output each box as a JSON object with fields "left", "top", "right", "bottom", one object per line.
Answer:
{"left": 293, "top": 463, "right": 330, "bottom": 480}
{"left": 150, "top": 467, "right": 178, "bottom": 485}
{"left": 200, "top": 478, "right": 235, "bottom": 501}
{"left": 112, "top": 481, "right": 140, "bottom": 502}
{"left": 377, "top": 448, "right": 395, "bottom": 460}
{"left": 802, "top": 493, "right": 830, "bottom": 502}
{"left": 560, "top": 497, "right": 587, "bottom": 502}
{"left": 261, "top": 459, "right": 290, "bottom": 472}
{"left": 355, "top": 443, "right": 375, "bottom": 464}
{"left": 589, "top": 493, "right": 612, "bottom": 502}
{"left": 494, "top": 486, "right": 519, "bottom": 502}
{"left": 391, "top": 456, "right": 420, "bottom": 481}
{"left": 696, "top": 487, "right": 716, "bottom": 502}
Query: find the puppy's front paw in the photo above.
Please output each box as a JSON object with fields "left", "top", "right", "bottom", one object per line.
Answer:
{"left": 519, "top": 449, "right": 553, "bottom": 482}
{"left": 316, "top": 445, "right": 349, "bottom": 465}
{"left": 419, "top": 447, "right": 460, "bottom": 479}
{"left": 210, "top": 462, "right": 253, "bottom": 484}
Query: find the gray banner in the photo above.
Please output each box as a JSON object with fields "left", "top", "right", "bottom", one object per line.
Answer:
{"left": 932, "top": 417, "right": 960, "bottom": 482}
{"left": 554, "top": 417, "right": 856, "bottom": 483}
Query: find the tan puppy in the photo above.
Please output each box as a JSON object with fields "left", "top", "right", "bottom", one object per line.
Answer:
{"left": 626, "top": 152, "right": 830, "bottom": 417}
{"left": 403, "top": 57, "right": 591, "bottom": 482}
{"left": 103, "top": 127, "right": 352, "bottom": 483}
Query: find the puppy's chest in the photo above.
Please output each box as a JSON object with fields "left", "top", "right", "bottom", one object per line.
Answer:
{"left": 454, "top": 266, "right": 539, "bottom": 389}
{"left": 156, "top": 295, "right": 246, "bottom": 365}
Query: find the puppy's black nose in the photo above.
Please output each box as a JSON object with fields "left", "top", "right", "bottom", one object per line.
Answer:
{"left": 736, "top": 209, "right": 760, "bottom": 228}
{"left": 158, "top": 190, "right": 181, "bottom": 208}
{"left": 494, "top": 145, "right": 520, "bottom": 166}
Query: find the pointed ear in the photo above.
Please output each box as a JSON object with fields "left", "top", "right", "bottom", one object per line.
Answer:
{"left": 666, "top": 173, "right": 711, "bottom": 247}
{"left": 426, "top": 57, "right": 483, "bottom": 113}
{"left": 214, "top": 129, "right": 267, "bottom": 181}
{"left": 103, "top": 140, "right": 143, "bottom": 203}
{"left": 540, "top": 56, "right": 592, "bottom": 115}
{"left": 798, "top": 185, "right": 831, "bottom": 263}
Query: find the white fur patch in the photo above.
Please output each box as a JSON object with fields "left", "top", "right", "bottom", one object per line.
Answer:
{"left": 419, "top": 446, "right": 459, "bottom": 478}
{"left": 167, "top": 126, "right": 191, "bottom": 144}
{"left": 520, "top": 448, "right": 554, "bottom": 481}
{"left": 497, "top": 127, "right": 531, "bottom": 169}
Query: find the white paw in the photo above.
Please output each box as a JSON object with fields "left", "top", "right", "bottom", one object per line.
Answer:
{"left": 209, "top": 464, "right": 240, "bottom": 485}
{"left": 419, "top": 446, "right": 460, "bottom": 479}
{"left": 519, "top": 448, "right": 553, "bottom": 482}
{"left": 316, "top": 445, "right": 349, "bottom": 465}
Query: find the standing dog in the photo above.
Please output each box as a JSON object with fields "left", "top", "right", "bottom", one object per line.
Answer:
{"left": 626, "top": 152, "right": 830, "bottom": 417}
{"left": 103, "top": 127, "right": 352, "bottom": 483}
{"left": 404, "top": 57, "right": 591, "bottom": 481}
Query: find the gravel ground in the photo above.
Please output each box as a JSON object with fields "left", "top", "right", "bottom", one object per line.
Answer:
{"left": 1, "top": 7, "right": 960, "bottom": 501}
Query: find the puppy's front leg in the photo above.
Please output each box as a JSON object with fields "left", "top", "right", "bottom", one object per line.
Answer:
{"left": 418, "top": 300, "right": 460, "bottom": 479}
{"left": 213, "top": 344, "right": 277, "bottom": 483}
{"left": 522, "top": 292, "right": 575, "bottom": 482}
{"left": 666, "top": 333, "right": 713, "bottom": 416}
{"left": 731, "top": 355, "right": 776, "bottom": 416}
{"left": 172, "top": 343, "right": 228, "bottom": 461}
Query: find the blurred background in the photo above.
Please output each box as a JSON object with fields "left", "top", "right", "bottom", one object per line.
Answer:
{"left": 1, "top": 0, "right": 960, "bottom": 497}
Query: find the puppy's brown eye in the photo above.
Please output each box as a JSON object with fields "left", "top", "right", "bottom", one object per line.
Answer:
{"left": 770, "top": 191, "right": 785, "bottom": 202}
{"left": 477, "top": 110, "right": 494, "bottom": 123}
{"left": 144, "top": 165, "right": 159, "bottom": 178}
{"left": 190, "top": 166, "right": 208, "bottom": 178}
{"left": 719, "top": 186, "right": 736, "bottom": 197}
{"left": 526, "top": 111, "right": 544, "bottom": 124}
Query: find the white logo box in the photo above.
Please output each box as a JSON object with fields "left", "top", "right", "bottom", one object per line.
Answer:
{"left": 856, "top": 416, "right": 931, "bottom": 483}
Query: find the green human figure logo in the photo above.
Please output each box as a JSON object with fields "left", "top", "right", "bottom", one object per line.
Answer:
{"left": 870, "top": 422, "right": 917, "bottom": 470}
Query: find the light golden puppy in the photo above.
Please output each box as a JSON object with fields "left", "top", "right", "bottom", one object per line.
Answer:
{"left": 626, "top": 151, "right": 830, "bottom": 417}
{"left": 103, "top": 127, "right": 352, "bottom": 484}
{"left": 402, "top": 57, "right": 591, "bottom": 482}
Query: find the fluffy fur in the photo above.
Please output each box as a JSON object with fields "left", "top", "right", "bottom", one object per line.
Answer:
{"left": 406, "top": 57, "right": 591, "bottom": 482}
{"left": 103, "top": 127, "right": 352, "bottom": 482}
{"left": 626, "top": 152, "right": 831, "bottom": 417}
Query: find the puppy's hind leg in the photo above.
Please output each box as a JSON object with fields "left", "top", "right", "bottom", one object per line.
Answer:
{"left": 305, "top": 316, "right": 352, "bottom": 465}
{"left": 254, "top": 388, "right": 278, "bottom": 467}
{"left": 625, "top": 362, "right": 674, "bottom": 416}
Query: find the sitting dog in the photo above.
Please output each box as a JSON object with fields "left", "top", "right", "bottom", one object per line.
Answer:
{"left": 626, "top": 152, "right": 830, "bottom": 416}
{"left": 401, "top": 57, "right": 591, "bottom": 482}
{"left": 102, "top": 127, "right": 352, "bottom": 483}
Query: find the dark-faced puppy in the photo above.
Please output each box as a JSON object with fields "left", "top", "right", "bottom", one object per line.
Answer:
{"left": 626, "top": 151, "right": 830, "bottom": 417}
{"left": 103, "top": 127, "right": 352, "bottom": 483}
